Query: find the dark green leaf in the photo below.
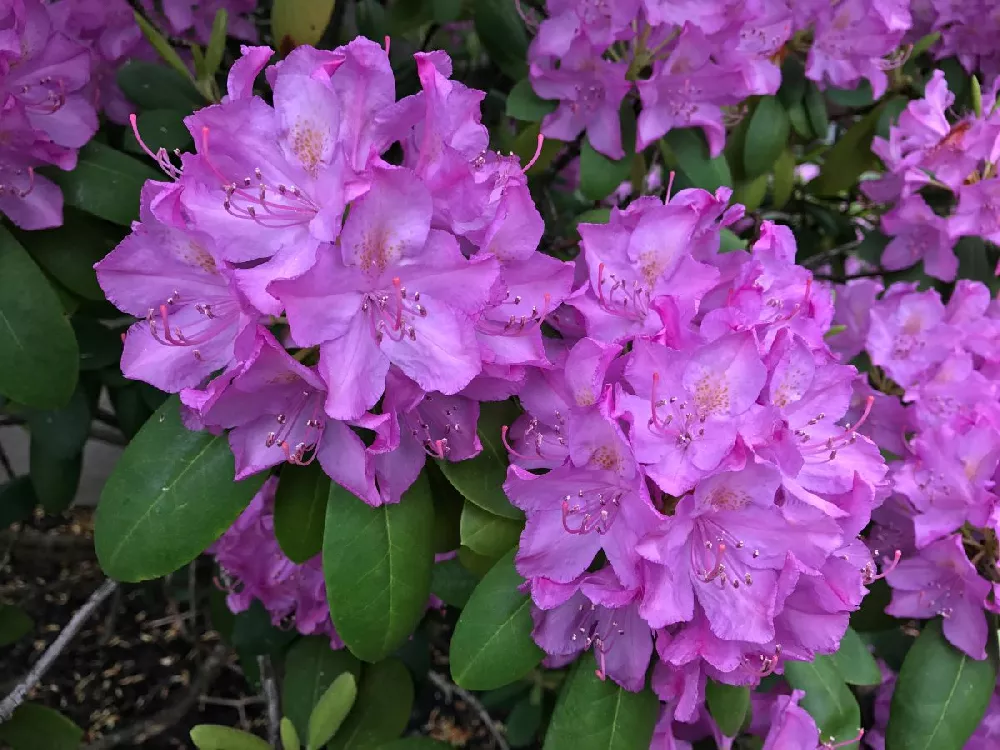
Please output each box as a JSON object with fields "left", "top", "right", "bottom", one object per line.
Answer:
{"left": 437, "top": 400, "right": 522, "bottom": 520}
{"left": 457, "top": 545, "right": 495, "bottom": 578}
{"left": 772, "top": 148, "right": 796, "bottom": 209}
{"left": 575, "top": 208, "right": 612, "bottom": 228}
{"left": 887, "top": 619, "right": 998, "bottom": 750}
{"left": 0, "top": 604, "right": 33, "bottom": 646}
{"left": 26, "top": 386, "right": 91, "bottom": 459}
{"left": 0, "top": 227, "right": 79, "bottom": 409}
{"left": 230, "top": 600, "right": 297, "bottom": 656}
{"left": 0, "top": 477, "right": 37, "bottom": 528}
{"left": 274, "top": 462, "right": 329, "bottom": 564}
{"left": 543, "top": 654, "right": 658, "bottom": 750}
{"left": 328, "top": 658, "right": 415, "bottom": 750}
{"left": 204, "top": 10, "right": 228, "bottom": 79}
{"left": 134, "top": 9, "right": 195, "bottom": 83}
{"left": 506, "top": 698, "right": 542, "bottom": 748}
{"left": 74, "top": 318, "right": 122, "bottom": 372}
{"left": 283, "top": 635, "right": 362, "bottom": 739}
{"left": 271, "top": 0, "right": 337, "bottom": 49}
{"left": 580, "top": 136, "right": 632, "bottom": 202}
{"left": 430, "top": 557, "right": 479, "bottom": 608}
{"left": 810, "top": 106, "right": 883, "bottom": 196}
{"left": 732, "top": 174, "right": 769, "bottom": 212}
{"left": 356, "top": 0, "right": 388, "bottom": 39}
{"left": 830, "top": 627, "right": 881, "bottom": 686}
{"left": 431, "top": 0, "right": 462, "bottom": 23}
{"left": 190, "top": 724, "right": 272, "bottom": 750}
{"left": 719, "top": 229, "right": 747, "bottom": 253}
{"left": 429, "top": 464, "right": 463, "bottom": 554}
{"left": 705, "top": 680, "right": 750, "bottom": 737}
{"left": 507, "top": 79, "right": 557, "bottom": 122}
{"left": 29, "top": 441, "right": 82, "bottom": 514}
{"left": 876, "top": 97, "right": 908, "bottom": 140}
{"left": 124, "top": 109, "right": 194, "bottom": 158}
{"left": 743, "top": 97, "right": 790, "bottom": 179}
{"left": 804, "top": 84, "right": 829, "bottom": 140}
{"left": 450, "top": 549, "right": 543, "bottom": 690}
{"left": 784, "top": 656, "right": 861, "bottom": 747}
{"left": 0, "top": 703, "right": 83, "bottom": 750}
{"left": 117, "top": 60, "right": 203, "bottom": 111}
{"left": 307, "top": 672, "right": 358, "bottom": 750}
{"left": 109, "top": 384, "right": 152, "bottom": 439}
{"left": 661, "top": 128, "right": 732, "bottom": 192}
{"left": 95, "top": 396, "right": 266, "bottom": 581}
{"left": 787, "top": 101, "right": 814, "bottom": 140}
{"left": 386, "top": 0, "right": 433, "bottom": 35}
{"left": 459, "top": 502, "right": 522, "bottom": 561}
{"left": 473, "top": 0, "right": 529, "bottom": 80}
{"left": 53, "top": 142, "right": 160, "bottom": 226}
{"left": 826, "top": 81, "right": 874, "bottom": 107}
{"left": 379, "top": 740, "right": 450, "bottom": 749}
{"left": 777, "top": 57, "right": 806, "bottom": 109}
{"left": 324, "top": 474, "right": 435, "bottom": 662}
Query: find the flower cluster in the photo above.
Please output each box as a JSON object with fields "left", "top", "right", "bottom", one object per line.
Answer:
{"left": 503, "top": 187, "right": 889, "bottom": 742}
{"left": 909, "top": 1, "right": 1000, "bottom": 84}
{"left": 864, "top": 69, "right": 1000, "bottom": 280}
{"left": 829, "top": 278, "right": 1000, "bottom": 660}
{"left": 527, "top": 0, "right": 911, "bottom": 158}
{"left": 137, "top": 0, "right": 258, "bottom": 45}
{"left": 0, "top": 0, "right": 98, "bottom": 230}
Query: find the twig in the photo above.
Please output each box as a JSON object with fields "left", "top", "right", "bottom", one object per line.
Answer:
{"left": 98, "top": 586, "right": 123, "bottom": 646}
{"left": 258, "top": 655, "right": 281, "bottom": 747}
{"left": 0, "top": 578, "right": 119, "bottom": 722}
{"left": 84, "top": 643, "right": 229, "bottom": 749}
{"left": 801, "top": 238, "right": 863, "bottom": 269}
{"left": 814, "top": 269, "right": 888, "bottom": 283}
{"left": 188, "top": 561, "right": 198, "bottom": 634}
{"left": 427, "top": 671, "right": 510, "bottom": 750}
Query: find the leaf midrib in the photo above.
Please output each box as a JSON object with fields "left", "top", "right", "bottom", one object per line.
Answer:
{"left": 920, "top": 653, "right": 967, "bottom": 749}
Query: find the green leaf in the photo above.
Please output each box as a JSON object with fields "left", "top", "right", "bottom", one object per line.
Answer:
{"left": 777, "top": 57, "right": 807, "bottom": 109}
{"left": 887, "top": 619, "right": 998, "bottom": 750}
{"left": 787, "top": 101, "right": 814, "bottom": 140}
{"left": 450, "top": 549, "right": 543, "bottom": 690}
{"left": 507, "top": 79, "right": 557, "bottom": 122}
{"left": 876, "top": 97, "right": 908, "bottom": 140}
{"left": 804, "top": 84, "right": 829, "bottom": 140}
{"left": 0, "top": 476, "right": 37, "bottom": 528}
{"left": 0, "top": 603, "right": 33, "bottom": 647}
{"left": 743, "top": 97, "right": 790, "bottom": 179}
{"left": 323, "top": 474, "right": 435, "bottom": 662}
{"left": 810, "top": 106, "right": 883, "bottom": 196}
{"left": 430, "top": 557, "right": 479, "bottom": 608}
{"left": 283, "top": 635, "right": 362, "bottom": 739}
{"left": 457, "top": 545, "right": 495, "bottom": 578}
{"left": 0, "top": 703, "right": 83, "bottom": 750}
{"left": 705, "top": 680, "right": 750, "bottom": 737}
{"left": 830, "top": 627, "right": 881, "bottom": 686}
{"left": 53, "top": 141, "right": 160, "bottom": 226}
{"left": 29, "top": 441, "right": 82, "bottom": 514}
{"left": 134, "top": 10, "right": 195, "bottom": 82}
{"left": 74, "top": 318, "right": 122, "bottom": 372}
{"left": 543, "top": 654, "right": 659, "bottom": 750}
{"left": 204, "top": 10, "right": 229, "bottom": 80}
{"left": 784, "top": 656, "right": 862, "bottom": 747}
{"left": 190, "top": 725, "right": 273, "bottom": 750}
{"left": 328, "top": 658, "right": 414, "bottom": 750}
{"left": 459, "top": 501, "right": 522, "bottom": 561}
{"left": 850, "top": 578, "right": 898, "bottom": 632}
{"left": 25, "top": 385, "right": 91, "bottom": 459}
{"left": 719, "top": 229, "right": 747, "bottom": 253}
{"left": 274, "top": 462, "right": 329, "bottom": 563}
{"left": 307, "top": 672, "right": 358, "bottom": 750}
{"left": 230, "top": 599, "right": 297, "bottom": 656}
{"left": 431, "top": 0, "right": 462, "bottom": 23}
{"left": 379, "top": 741, "right": 450, "bottom": 750}
{"left": 506, "top": 698, "right": 542, "bottom": 748}
{"left": 117, "top": 60, "right": 204, "bottom": 111}
{"left": 124, "top": 109, "right": 194, "bottom": 158}
{"left": 580, "top": 136, "right": 632, "bottom": 202}
{"left": 95, "top": 396, "right": 266, "bottom": 581}
{"left": 281, "top": 718, "right": 301, "bottom": 750}
{"left": 108, "top": 384, "right": 153, "bottom": 439}
{"left": 473, "top": 0, "right": 529, "bottom": 80}
{"left": 732, "top": 173, "right": 769, "bottom": 212}
{"left": 575, "top": 208, "right": 612, "bottom": 227}
{"left": 661, "top": 128, "right": 732, "bottom": 192}
{"left": 772, "top": 148, "right": 796, "bottom": 209}
{"left": 826, "top": 80, "right": 874, "bottom": 108}
{"left": 272, "top": 0, "right": 337, "bottom": 50}
{"left": 0, "top": 226, "right": 79, "bottom": 408}
{"left": 355, "top": 0, "right": 387, "bottom": 39}
{"left": 437, "top": 400, "right": 522, "bottom": 520}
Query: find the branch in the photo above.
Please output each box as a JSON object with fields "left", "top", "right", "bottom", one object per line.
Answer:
{"left": 83, "top": 643, "right": 229, "bottom": 749}
{"left": 426, "top": 671, "right": 510, "bottom": 750}
{"left": 0, "top": 579, "right": 119, "bottom": 722}
{"left": 257, "top": 655, "right": 281, "bottom": 747}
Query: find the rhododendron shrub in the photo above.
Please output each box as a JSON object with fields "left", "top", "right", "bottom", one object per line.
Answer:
{"left": 2, "top": 1, "right": 1000, "bottom": 749}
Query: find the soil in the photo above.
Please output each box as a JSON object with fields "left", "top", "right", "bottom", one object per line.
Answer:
{"left": 0, "top": 509, "right": 517, "bottom": 749}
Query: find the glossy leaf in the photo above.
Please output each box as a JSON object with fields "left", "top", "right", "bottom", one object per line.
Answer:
{"left": 74, "top": 318, "right": 122, "bottom": 372}
{"left": 124, "top": 109, "right": 194, "bottom": 158}
{"left": 705, "top": 680, "right": 750, "bottom": 737}
{"left": 661, "top": 128, "right": 732, "bottom": 192}
{"left": 450, "top": 549, "right": 543, "bottom": 690}
{"left": 0, "top": 703, "right": 83, "bottom": 750}
{"left": 272, "top": 0, "right": 337, "bottom": 50}
{"left": 543, "top": 654, "right": 659, "bottom": 750}
{"left": 0, "top": 604, "right": 33, "bottom": 647}
{"left": 53, "top": 142, "right": 160, "bottom": 226}
{"left": 328, "top": 658, "right": 414, "bottom": 750}
{"left": 512, "top": 122, "right": 562, "bottom": 176}
{"left": 743, "top": 97, "right": 790, "bottom": 179}
{"left": 831, "top": 627, "right": 881, "bottom": 686}
{"left": 283, "top": 636, "right": 362, "bottom": 739}
{"left": 506, "top": 698, "right": 543, "bottom": 748}
{"left": 430, "top": 557, "right": 479, "bottom": 608}
{"left": 459, "top": 501, "right": 522, "bottom": 561}
{"left": 230, "top": 600, "right": 297, "bottom": 656}
{"left": 784, "top": 656, "right": 861, "bottom": 747}
{"left": 26, "top": 386, "right": 91, "bottom": 459}
{"left": 473, "top": 0, "right": 529, "bottom": 80}
{"left": 274, "top": 462, "right": 329, "bottom": 563}
{"left": 0, "top": 476, "right": 37, "bottom": 528}
{"left": 507, "top": 78, "right": 557, "bottom": 122}
{"left": 323, "top": 475, "right": 435, "bottom": 662}
{"left": 190, "top": 725, "right": 272, "bottom": 750}
{"left": 803, "top": 84, "right": 829, "bottom": 139}
{"left": 810, "top": 106, "right": 883, "bottom": 196}
{"left": 732, "top": 173, "right": 769, "bottom": 213}
{"left": 204, "top": 10, "right": 228, "bottom": 79}
{"left": 17, "top": 211, "right": 119, "bottom": 301}
{"left": 580, "top": 136, "right": 632, "bottom": 201}
{"left": 0, "top": 226, "right": 79, "bottom": 408}
{"left": 355, "top": 0, "right": 387, "bottom": 39}
{"left": 95, "top": 397, "right": 266, "bottom": 581}
{"left": 117, "top": 60, "right": 204, "bottom": 110}
{"left": 772, "top": 148, "right": 796, "bottom": 209}
{"left": 887, "top": 619, "right": 998, "bottom": 750}
{"left": 307, "top": 672, "right": 358, "bottom": 750}
{"left": 29, "top": 441, "right": 82, "bottom": 514}
{"left": 280, "top": 718, "right": 301, "bottom": 750}
{"left": 437, "top": 400, "right": 523, "bottom": 520}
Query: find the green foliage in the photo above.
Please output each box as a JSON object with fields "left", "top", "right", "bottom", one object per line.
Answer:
{"left": 272, "top": 0, "right": 337, "bottom": 50}
{"left": 190, "top": 725, "right": 273, "bottom": 750}
{"left": 283, "top": 636, "right": 362, "bottom": 738}
{"left": 307, "top": 672, "right": 358, "bottom": 750}
{"left": 274, "top": 462, "right": 330, "bottom": 563}
{"left": 328, "top": 658, "right": 414, "bottom": 749}
{"left": 0, "top": 604, "right": 33, "bottom": 647}
{"left": 784, "top": 656, "right": 862, "bottom": 748}
{"left": 705, "top": 680, "right": 750, "bottom": 737}
{"left": 0, "top": 704, "right": 83, "bottom": 750}
{"left": 53, "top": 142, "right": 160, "bottom": 226}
